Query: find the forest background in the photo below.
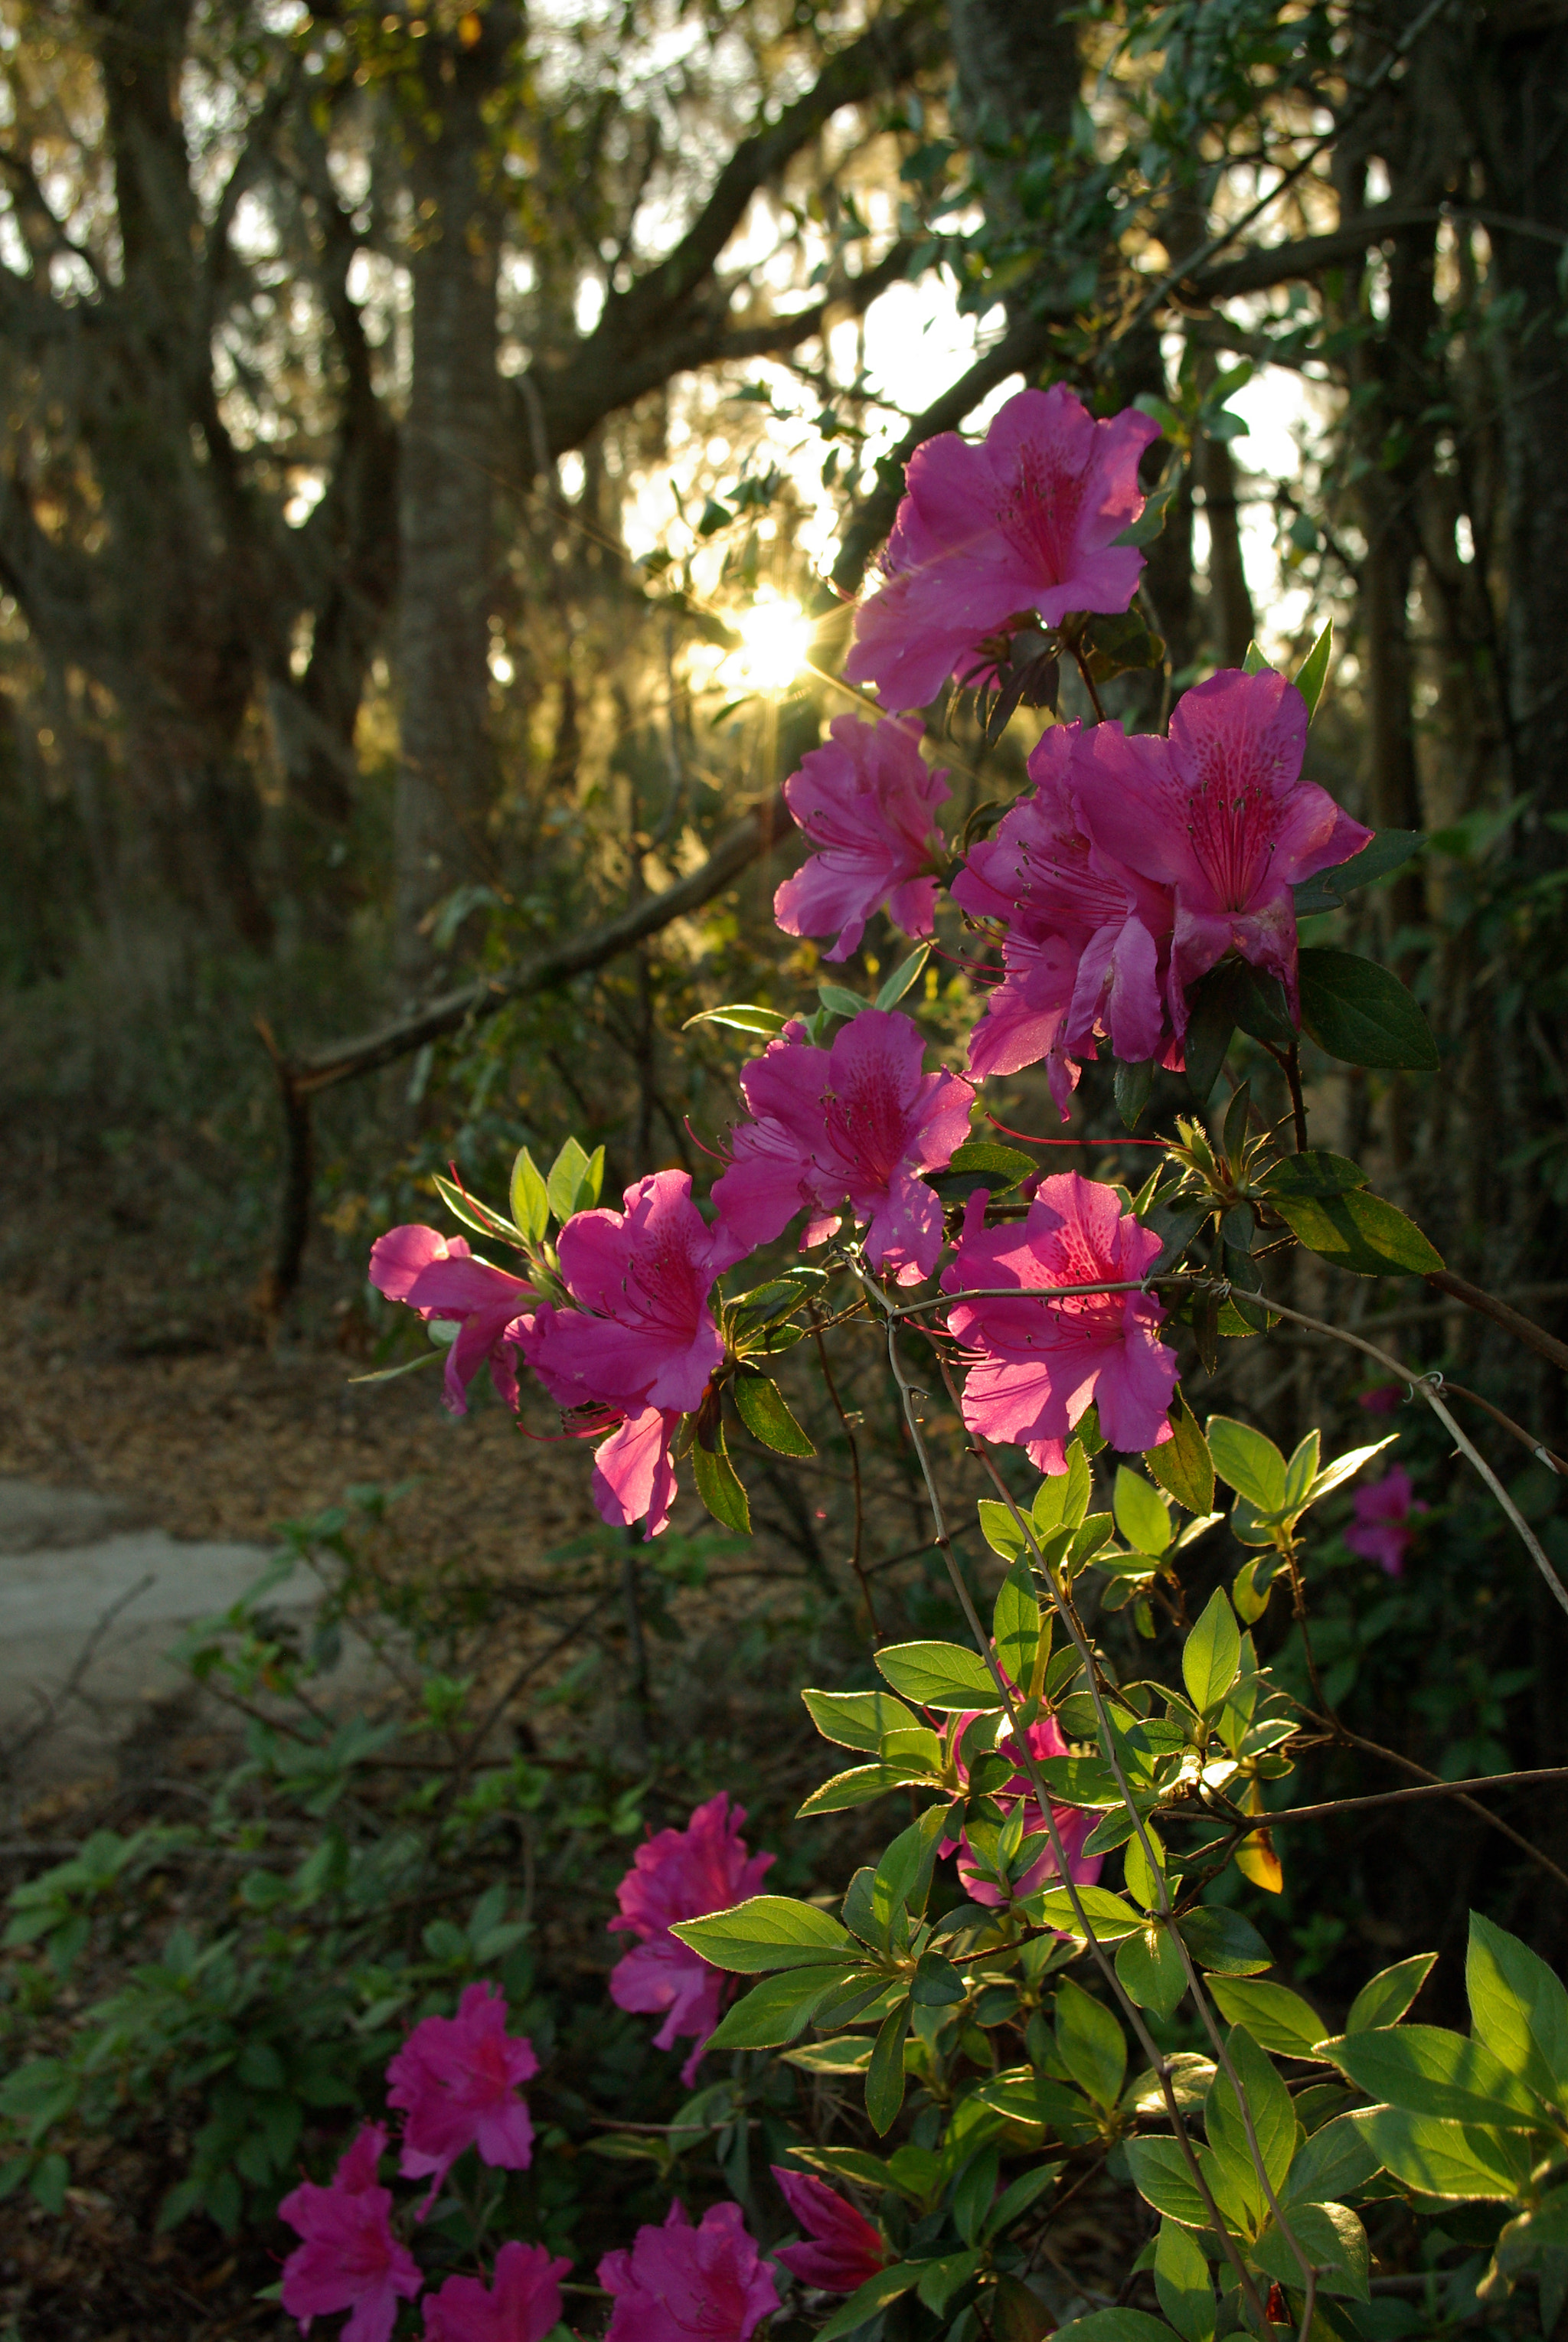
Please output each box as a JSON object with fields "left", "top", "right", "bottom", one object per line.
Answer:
{"left": 1, "top": 0, "right": 1567, "bottom": 2335}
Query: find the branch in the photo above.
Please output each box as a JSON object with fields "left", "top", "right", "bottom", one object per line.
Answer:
{"left": 277, "top": 789, "right": 789, "bottom": 1096}
{"left": 1423, "top": 1267, "right": 1568, "bottom": 1372}
{"left": 1189, "top": 205, "right": 1441, "bottom": 301}
{"left": 1238, "top": 1765, "right": 1568, "bottom": 1834}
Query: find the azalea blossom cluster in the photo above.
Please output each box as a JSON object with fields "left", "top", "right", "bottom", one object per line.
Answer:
{"left": 367, "top": 380, "right": 1374, "bottom": 1546}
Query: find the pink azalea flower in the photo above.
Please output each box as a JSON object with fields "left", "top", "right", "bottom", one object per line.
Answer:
{"left": 770, "top": 2166, "right": 885, "bottom": 2295}
{"left": 608, "top": 1793, "right": 775, "bottom": 2086}
{"left": 422, "top": 2241, "right": 572, "bottom": 2342}
{"left": 1083, "top": 668, "right": 1373, "bottom": 1015}
{"left": 946, "top": 1711, "right": 1103, "bottom": 1907}
{"left": 1344, "top": 1465, "right": 1427, "bottom": 1578}
{"left": 773, "top": 714, "right": 950, "bottom": 962}
{"left": 844, "top": 385, "right": 1161, "bottom": 710}
{"left": 279, "top": 2122, "right": 423, "bottom": 2342}
{"left": 599, "top": 2202, "right": 777, "bottom": 2342}
{"left": 955, "top": 724, "right": 1178, "bottom": 1099}
{"left": 1357, "top": 1384, "right": 1403, "bottom": 1415}
{"left": 942, "top": 1173, "right": 1177, "bottom": 1472}
{"left": 710, "top": 1009, "right": 975, "bottom": 1285}
{"left": 528, "top": 1171, "right": 727, "bottom": 1539}
{"left": 368, "top": 1225, "right": 537, "bottom": 1416}
{"left": 385, "top": 1982, "right": 539, "bottom": 2218}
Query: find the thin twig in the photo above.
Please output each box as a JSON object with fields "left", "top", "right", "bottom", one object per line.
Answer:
{"left": 1228, "top": 1765, "right": 1568, "bottom": 1834}
{"left": 812, "top": 1316, "right": 880, "bottom": 1638}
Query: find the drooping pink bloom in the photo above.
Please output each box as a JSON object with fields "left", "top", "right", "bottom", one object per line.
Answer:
{"left": 1083, "top": 669, "right": 1373, "bottom": 1016}
{"left": 770, "top": 2166, "right": 885, "bottom": 2295}
{"left": 773, "top": 714, "right": 950, "bottom": 962}
{"left": 385, "top": 1983, "right": 539, "bottom": 2217}
{"left": 1357, "top": 1384, "right": 1403, "bottom": 1415}
{"left": 599, "top": 2202, "right": 777, "bottom": 2342}
{"left": 945, "top": 1711, "right": 1103, "bottom": 1907}
{"left": 710, "top": 1009, "right": 975, "bottom": 1285}
{"left": 527, "top": 1171, "right": 727, "bottom": 1538}
{"left": 942, "top": 1174, "right": 1177, "bottom": 1472}
{"left": 608, "top": 1793, "right": 775, "bottom": 2086}
{"left": 369, "top": 1226, "right": 537, "bottom": 1416}
{"left": 1344, "top": 1465, "right": 1427, "bottom": 1578}
{"left": 279, "top": 2123, "right": 423, "bottom": 2342}
{"left": 844, "top": 386, "right": 1161, "bottom": 711}
{"left": 956, "top": 724, "right": 1179, "bottom": 1100}
{"left": 421, "top": 2242, "right": 572, "bottom": 2342}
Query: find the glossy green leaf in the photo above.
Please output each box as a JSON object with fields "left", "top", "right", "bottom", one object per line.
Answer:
{"left": 1206, "top": 1417, "right": 1286, "bottom": 1511}
{"left": 874, "top": 1640, "right": 1001, "bottom": 1711}
{"left": 1346, "top": 1952, "right": 1436, "bottom": 2035}
{"left": 1325, "top": 2024, "right": 1544, "bottom": 2128}
{"left": 1124, "top": 2136, "right": 1212, "bottom": 2228}
{"left": 682, "top": 1002, "right": 789, "bottom": 1037}
{"left": 1054, "top": 2317, "right": 1181, "bottom": 2342}
{"left": 546, "top": 1135, "right": 591, "bottom": 1224}
{"left": 1055, "top": 1978, "right": 1128, "bottom": 2110}
{"left": 1182, "top": 1589, "right": 1241, "bottom": 1716}
{"left": 704, "top": 1964, "right": 861, "bottom": 2050}
{"left": 1116, "top": 1925, "right": 1187, "bottom": 2020}
{"left": 1114, "top": 1466, "right": 1172, "bottom": 1557}
{"left": 1272, "top": 1187, "right": 1443, "bottom": 1278}
{"left": 818, "top": 984, "right": 868, "bottom": 1021}
{"left": 670, "top": 1896, "right": 855, "bottom": 1972}
{"left": 1292, "top": 618, "right": 1332, "bottom": 717}
{"left": 692, "top": 1435, "right": 750, "bottom": 1534}
{"left": 732, "top": 1374, "right": 814, "bottom": 1457}
{"left": 1467, "top": 1912, "right": 1568, "bottom": 2108}
{"left": 1348, "top": 2105, "right": 1531, "bottom": 2199}
{"left": 1030, "top": 1886, "right": 1145, "bottom": 1942}
{"left": 814, "top": 2265, "right": 924, "bottom": 2342}
{"left": 1178, "top": 1906, "right": 1272, "bottom": 1975}
{"left": 1251, "top": 2199, "right": 1369, "bottom": 2301}
{"left": 1306, "top": 1436, "right": 1399, "bottom": 1504}
{"left": 1154, "top": 2218, "right": 1216, "bottom": 2342}
{"left": 1298, "top": 946, "right": 1439, "bottom": 1072}
{"left": 800, "top": 1687, "right": 920, "bottom": 1752}
{"left": 1207, "top": 1976, "right": 1328, "bottom": 2061}
{"left": 1279, "top": 2115, "right": 1380, "bottom": 2209}
{"left": 875, "top": 945, "right": 931, "bottom": 1011}
{"left": 1261, "top": 1149, "right": 1368, "bottom": 1200}
{"left": 509, "top": 1147, "right": 549, "bottom": 1243}
{"left": 1294, "top": 828, "right": 1425, "bottom": 915}
{"left": 1207, "top": 2024, "right": 1298, "bottom": 2193}
{"left": 1034, "top": 1445, "right": 1093, "bottom": 1534}
{"left": 865, "top": 1999, "right": 913, "bottom": 2135}
{"left": 1145, "top": 1391, "right": 1214, "bottom": 1516}
{"left": 796, "top": 1763, "right": 929, "bottom": 1816}
{"left": 978, "top": 1498, "right": 1027, "bottom": 1561}
{"left": 929, "top": 1139, "right": 1037, "bottom": 1202}
{"left": 994, "top": 1556, "right": 1040, "bottom": 1687}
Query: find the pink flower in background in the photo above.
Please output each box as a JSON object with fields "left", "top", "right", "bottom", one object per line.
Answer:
{"left": 710, "top": 1009, "right": 975, "bottom": 1285}
{"left": 1358, "top": 1384, "right": 1403, "bottom": 1415}
{"left": 279, "top": 2123, "right": 423, "bottom": 2342}
{"left": 1344, "top": 1465, "right": 1427, "bottom": 1577}
{"left": 956, "top": 724, "right": 1179, "bottom": 1097}
{"left": 386, "top": 1983, "right": 538, "bottom": 2216}
{"left": 773, "top": 714, "right": 950, "bottom": 961}
{"left": 1084, "top": 669, "right": 1372, "bottom": 1015}
{"left": 844, "top": 386, "right": 1160, "bottom": 710}
{"left": 422, "top": 2242, "right": 571, "bottom": 2342}
{"left": 770, "top": 2166, "right": 885, "bottom": 2294}
{"left": 600, "top": 2202, "right": 777, "bottom": 2342}
{"left": 528, "top": 1171, "right": 726, "bottom": 1539}
{"left": 368, "top": 1226, "right": 537, "bottom": 1416}
{"left": 943, "top": 1174, "right": 1177, "bottom": 1471}
{"left": 609, "top": 1793, "right": 774, "bottom": 2086}
{"left": 941, "top": 1710, "right": 1104, "bottom": 1907}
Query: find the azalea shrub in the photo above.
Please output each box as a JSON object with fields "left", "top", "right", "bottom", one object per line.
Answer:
{"left": 18, "top": 384, "right": 1566, "bottom": 2338}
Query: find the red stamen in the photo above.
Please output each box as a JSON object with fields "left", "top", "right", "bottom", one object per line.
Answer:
{"left": 984, "top": 1109, "right": 1166, "bottom": 1148}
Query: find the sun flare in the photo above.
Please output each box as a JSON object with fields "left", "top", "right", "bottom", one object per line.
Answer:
{"left": 721, "top": 593, "right": 813, "bottom": 693}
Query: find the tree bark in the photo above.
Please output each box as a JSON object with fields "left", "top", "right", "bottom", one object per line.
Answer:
{"left": 392, "top": 21, "right": 509, "bottom": 996}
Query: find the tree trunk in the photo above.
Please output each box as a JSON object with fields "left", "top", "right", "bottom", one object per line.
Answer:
{"left": 1195, "top": 429, "right": 1254, "bottom": 670}
{"left": 392, "top": 24, "right": 508, "bottom": 998}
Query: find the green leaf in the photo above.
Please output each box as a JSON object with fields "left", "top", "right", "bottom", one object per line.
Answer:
{"left": 1293, "top": 828, "right": 1425, "bottom": 915}
{"left": 670, "top": 1895, "right": 856, "bottom": 1972}
{"left": 1324, "top": 2024, "right": 1544, "bottom": 2128}
{"left": 801, "top": 1687, "right": 920, "bottom": 1752}
{"left": 732, "top": 1373, "right": 815, "bottom": 1457}
{"left": 1347, "top": 2105, "right": 1531, "bottom": 2199}
{"left": 1116, "top": 1925, "right": 1187, "bottom": 2020}
{"left": 683, "top": 1002, "right": 789, "bottom": 1037}
{"left": 705, "top": 1965, "right": 861, "bottom": 2050}
{"left": 1279, "top": 2116, "right": 1380, "bottom": 2208}
{"left": 1466, "top": 1911, "right": 1568, "bottom": 2108}
{"left": 918, "top": 2251, "right": 985, "bottom": 2315}
{"left": 1114, "top": 1467, "right": 1172, "bottom": 1558}
{"left": 546, "top": 1135, "right": 592, "bottom": 1224}
{"left": 1124, "top": 2136, "right": 1212, "bottom": 2227}
{"left": 1207, "top": 1976, "right": 1328, "bottom": 2061}
{"left": 1055, "top": 1978, "right": 1128, "bottom": 2109}
{"left": 1261, "top": 1150, "right": 1368, "bottom": 1200}
{"left": 993, "top": 1557, "right": 1041, "bottom": 1687}
{"left": 1206, "top": 1418, "right": 1286, "bottom": 1511}
{"left": 782, "top": 2037, "right": 874, "bottom": 2073}
{"left": 1178, "top": 1906, "right": 1272, "bottom": 1976}
{"left": 1054, "top": 2317, "right": 1181, "bottom": 2342}
{"left": 929, "top": 1139, "right": 1037, "bottom": 1203}
{"left": 692, "top": 1434, "right": 751, "bottom": 1534}
{"left": 1182, "top": 1589, "right": 1241, "bottom": 1716}
{"left": 1243, "top": 640, "right": 1273, "bottom": 675}
{"left": 1206, "top": 2026, "right": 1298, "bottom": 2191}
{"left": 1272, "top": 1186, "right": 1443, "bottom": 1278}
{"left": 874, "top": 1640, "right": 1001, "bottom": 1710}
{"left": 1029, "top": 1885, "right": 1145, "bottom": 1942}
{"left": 1292, "top": 619, "right": 1332, "bottom": 718}
{"left": 796, "top": 1763, "right": 925, "bottom": 1815}
{"left": 1145, "top": 1392, "right": 1214, "bottom": 1517}
{"left": 866, "top": 1999, "right": 913, "bottom": 2135}
{"left": 1306, "top": 1436, "right": 1399, "bottom": 1505}
{"left": 1116, "top": 1057, "right": 1155, "bottom": 1132}
{"left": 816, "top": 2266, "right": 924, "bottom": 2342}
{"left": 509, "top": 1147, "right": 549, "bottom": 1243}
{"left": 985, "top": 2164, "right": 1061, "bottom": 2242}
{"left": 818, "top": 983, "right": 868, "bottom": 1021}
{"left": 876, "top": 945, "right": 931, "bottom": 1011}
{"left": 1155, "top": 2217, "right": 1216, "bottom": 2342}
{"left": 1346, "top": 1952, "right": 1436, "bottom": 2035}
{"left": 978, "top": 1498, "right": 1027, "bottom": 1561}
{"left": 1251, "top": 2200, "right": 1369, "bottom": 2301}
{"left": 1035, "top": 1445, "right": 1093, "bottom": 1535}
{"left": 1298, "top": 946, "right": 1439, "bottom": 1072}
